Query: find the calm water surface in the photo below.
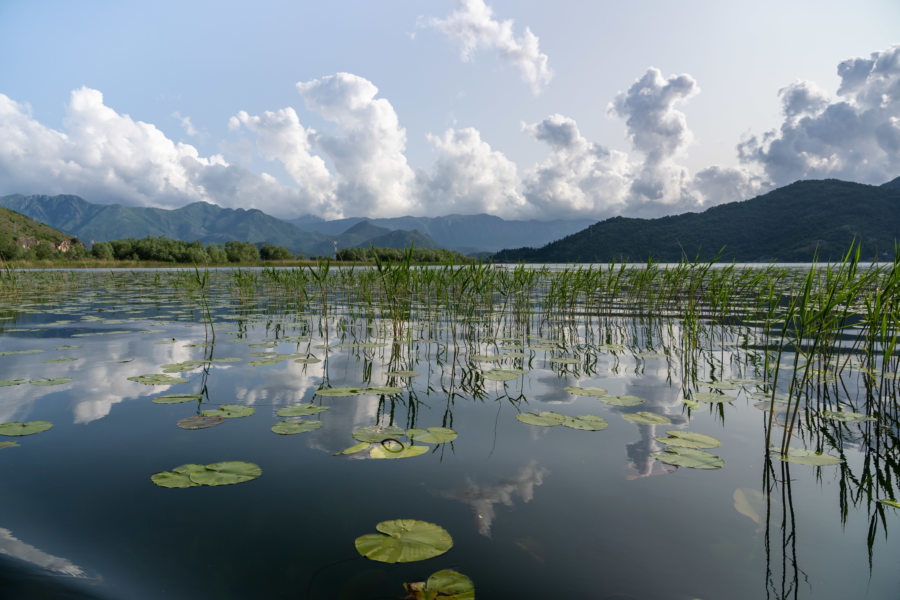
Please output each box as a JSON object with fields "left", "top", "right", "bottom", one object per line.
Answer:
{"left": 0, "top": 269, "right": 897, "bottom": 599}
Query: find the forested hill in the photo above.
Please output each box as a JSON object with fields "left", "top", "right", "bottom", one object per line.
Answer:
{"left": 0, "top": 205, "right": 83, "bottom": 258}
{"left": 493, "top": 178, "right": 900, "bottom": 263}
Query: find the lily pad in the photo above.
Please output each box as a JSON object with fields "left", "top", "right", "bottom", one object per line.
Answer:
{"left": 293, "top": 356, "right": 321, "bottom": 364}
{"left": 404, "top": 569, "right": 475, "bottom": 600}
{"left": 655, "top": 430, "right": 721, "bottom": 449}
{"left": 128, "top": 374, "right": 188, "bottom": 385}
{"left": 364, "top": 385, "right": 403, "bottom": 395}
{"left": 821, "top": 409, "right": 874, "bottom": 423}
{"left": 0, "top": 421, "right": 53, "bottom": 436}
{"left": 153, "top": 393, "right": 203, "bottom": 404}
{"left": 315, "top": 386, "right": 364, "bottom": 397}
{"left": 549, "top": 357, "right": 579, "bottom": 365}
{"left": 516, "top": 411, "right": 565, "bottom": 427}
{"left": 276, "top": 403, "right": 329, "bottom": 417}
{"left": 0, "top": 379, "right": 26, "bottom": 387}
{"left": 150, "top": 471, "right": 199, "bottom": 488}
{"left": 481, "top": 369, "right": 525, "bottom": 381}
{"left": 601, "top": 395, "right": 645, "bottom": 407}
{"left": 201, "top": 404, "right": 256, "bottom": 418}
{"left": 407, "top": 427, "right": 458, "bottom": 444}
{"left": 0, "top": 349, "right": 43, "bottom": 356}
{"left": 54, "top": 345, "right": 82, "bottom": 350}
{"left": 0, "top": 441, "right": 19, "bottom": 450}
{"left": 29, "top": 378, "right": 72, "bottom": 386}
{"left": 386, "top": 370, "right": 419, "bottom": 377}
{"left": 335, "top": 442, "right": 371, "bottom": 455}
{"left": 352, "top": 425, "right": 406, "bottom": 443}
{"left": 562, "top": 415, "right": 608, "bottom": 431}
{"left": 355, "top": 519, "right": 453, "bottom": 563}
{"left": 564, "top": 386, "right": 608, "bottom": 397}
{"left": 471, "top": 354, "right": 503, "bottom": 362}
{"left": 622, "top": 411, "right": 672, "bottom": 426}
{"left": 188, "top": 461, "right": 262, "bottom": 486}
{"left": 651, "top": 447, "right": 724, "bottom": 470}
{"left": 700, "top": 380, "right": 739, "bottom": 390}
{"left": 768, "top": 447, "right": 842, "bottom": 466}
{"left": 693, "top": 392, "right": 732, "bottom": 403}
{"left": 370, "top": 442, "right": 429, "bottom": 459}
{"left": 271, "top": 419, "right": 323, "bottom": 435}
{"left": 177, "top": 416, "right": 226, "bottom": 430}
{"left": 44, "top": 357, "right": 78, "bottom": 364}
{"left": 878, "top": 498, "right": 900, "bottom": 509}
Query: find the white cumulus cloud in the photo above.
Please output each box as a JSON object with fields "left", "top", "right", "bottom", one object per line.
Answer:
{"left": 425, "top": 0, "right": 553, "bottom": 94}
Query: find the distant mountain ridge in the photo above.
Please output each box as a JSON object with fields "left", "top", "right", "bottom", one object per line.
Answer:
{"left": 493, "top": 178, "right": 900, "bottom": 263}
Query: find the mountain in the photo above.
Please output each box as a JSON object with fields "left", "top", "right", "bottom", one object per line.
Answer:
{"left": 290, "top": 213, "right": 595, "bottom": 253}
{"left": 493, "top": 178, "right": 900, "bottom": 263}
{"left": 0, "top": 205, "right": 84, "bottom": 257}
{"left": 360, "top": 229, "right": 440, "bottom": 250}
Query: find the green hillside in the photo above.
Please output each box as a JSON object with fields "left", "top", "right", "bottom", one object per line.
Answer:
{"left": 0, "top": 206, "right": 83, "bottom": 259}
{"left": 493, "top": 178, "right": 900, "bottom": 263}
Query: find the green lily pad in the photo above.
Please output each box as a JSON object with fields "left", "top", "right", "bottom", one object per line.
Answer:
{"left": 622, "top": 411, "right": 672, "bottom": 425}
{"left": 0, "top": 421, "right": 53, "bottom": 436}
{"left": 651, "top": 447, "right": 725, "bottom": 469}
{"left": 516, "top": 411, "right": 565, "bottom": 427}
{"left": 128, "top": 374, "right": 188, "bottom": 385}
{"left": 385, "top": 370, "right": 419, "bottom": 377}
{"left": 364, "top": 385, "right": 403, "bottom": 395}
{"left": 878, "top": 498, "right": 900, "bottom": 509}
{"left": 700, "top": 380, "right": 739, "bottom": 390}
{"left": 316, "top": 386, "right": 364, "bottom": 397}
{"left": 44, "top": 357, "right": 78, "bottom": 364}
{"left": 0, "top": 349, "right": 43, "bottom": 356}
{"left": 370, "top": 441, "right": 430, "bottom": 459}
{"left": 768, "top": 447, "right": 843, "bottom": 466}
{"left": 0, "top": 440, "right": 19, "bottom": 449}
{"left": 276, "top": 403, "right": 329, "bottom": 417}
{"left": 201, "top": 404, "right": 256, "bottom": 419}
{"left": 655, "top": 430, "right": 722, "bottom": 449}
{"left": 564, "top": 386, "right": 608, "bottom": 397}
{"left": 693, "top": 392, "right": 732, "bottom": 403}
{"left": 29, "top": 378, "right": 72, "bottom": 386}
{"left": 549, "top": 356, "right": 579, "bottom": 365}
{"left": 153, "top": 393, "right": 203, "bottom": 404}
{"left": 355, "top": 519, "right": 453, "bottom": 563}
{"left": 821, "top": 409, "right": 874, "bottom": 423}
{"left": 54, "top": 345, "right": 82, "bottom": 350}
{"left": 177, "top": 416, "right": 226, "bottom": 430}
{"left": 335, "top": 441, "right": 371, "bottom": 455}
{"left": 151, "top": 471, "right": 199, "bottom": 488}
{"left": 271, "top": 419, "right": 323, "bottom": 435}
{"left": 471, "top": 354, "right": 503, "bottom": 362}
{"left": 601, "top": 395, "right": 645, "bottom": 407}
{"left": 352, "top": 425, "right": 406, "bottom": 443}
{"left": 562, "top": 415, "right": 608, "bottom": 431}
{"left": 481, "top": 369, "right": 525, "bottom": 381}
{"left": 0, "top": 379, "right": 26, "bottom": 387}
{"left": 188, "top": 461, "right": 262, "bottom": 486}
{"left": 407, "top": 427, "right": 458, "bottom": 444}
{"left": 682, "top": 397, "right": 699, "bottom": 409}
{"left": 293, "top": 356, "right": 321, "bottom": 364}
{"left": 404, "top": 569, "right": 475, "bottom": 600}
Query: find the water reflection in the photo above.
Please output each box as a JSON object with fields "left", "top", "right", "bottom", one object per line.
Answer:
{"left": 0, "top": 527, "right": 86, "bottom": 577}
{"left": 441, "top": 460, "right": 548, "bottom": 537}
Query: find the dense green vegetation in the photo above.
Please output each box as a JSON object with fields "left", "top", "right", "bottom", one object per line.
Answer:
{"left": 0, "top": 206, "right": 87, "bottom": 261}
{"left": 494, "top": 178, "right": 900, "bottom": 263}
{"left": 336, "top": 246, "right": 474, "bottom": 263}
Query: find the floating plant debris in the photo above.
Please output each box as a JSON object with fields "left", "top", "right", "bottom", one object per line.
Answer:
{"left": 355, "top": 519, "right": 453, "bottom": 563}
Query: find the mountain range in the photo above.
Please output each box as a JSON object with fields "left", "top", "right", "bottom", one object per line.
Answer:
{"left": 493, "top": 178, "right": 900, "bottom": 263}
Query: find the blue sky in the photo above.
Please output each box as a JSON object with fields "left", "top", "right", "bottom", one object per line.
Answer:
{"left": 1, "top": 0, "right": 898, "bottom": 220}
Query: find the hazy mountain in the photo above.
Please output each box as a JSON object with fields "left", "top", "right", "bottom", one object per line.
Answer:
{"left": 359, "top": 229, "right": 440, "bottom": 250}
{"left": 290, "top": 213, "right": 595, "bottom": 253}
{"left": 493, "top": 178, "right": 900, "bottom": 263}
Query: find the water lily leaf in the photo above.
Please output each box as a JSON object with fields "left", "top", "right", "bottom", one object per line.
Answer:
{"left": 370, "top": 442, "right": 429, "bottom": 459}
{"left": 271, "top": 419, "right": 323, "bottom": 435}
{"left": 29, "top": 378, "right": 72, "bottom": 386}
{"left": 335, "top": 442, "right": 371, "bottom": 455}
{"left": 682, "top": 398, "right": 699, "bottom": 409}
{"left": 44, "top": 357, "right": 78, "bottom": 364}
{"left": 293, "top": 356, "right": 321, "bottom": 364}
{"left": 172, "top": 464, "right": 206, "bottom": 475}
{"left": 151, "top": 471, "right": 199, "bottom": 488}
{"left": 652, "top": 447, "right": 724, "bottom": 469}
{"left": 364, "top": 385, "right": 403, "bottom": 395}
{"left": 0, "top": 421, "right": 53, "bottom": 436}
{"left": 404, "top": 569, "right": 475, "bottom": 600}
{"left": 693, "top": 392, "right": 732, "bottom": 403}
{"left": 407, "top": 427, "right": 458, "bottom": 444}
{"left": 655, "top": 430, "right": 721, "bottom": 449}
{"left": 623, "top": 411, "right": 671, "bottom": 425}
{"left": 471, "top": 354, "right": 503, "bottom": 362}
{"left": 201, "top": 404, "right": 255, "bottom": 418}
{"left": 0, "top": 379, "right": 26, "bottom": 387}
{"left": 352, "top": 425, "right": 406, "bottom": 443}
{"left": 516, "top": 411, "right": 565, "bottom": 427}
{"left": 188, "top": 461, "right": 262, "bottom": 486}
{"left": 316, "top": 386, "right": 364, "bottom": 397}
{"left": 701, "top": 380, "right": 739, "bottom": 390}
{"left": 878, "top": 498, "right": 900, "bottom": 509}
{"left": 0, "top": 441, "right": 19, "bottom": 450}
{"left": 601, "top": 395, "right": 644, "bottom": 407}
{"left": 355, "top": 519, "right": 453, "bottom": 563}
{"left": 277, "top": 403, "right": 329, "bottom": 417}
{"left": 564, "top": 386, "right": 608, "bottom": 397}
{"left": 768, "top": 447, "right": 842, "bottom": 466}
{"left": 562, "top": 415, "right": 608, "bottom": 431}
{"left": 821, "top": 409, "right": 874, "bottom": 423}
{"left": 177, "top": 416, "right": 226, "bottom": 430}
{"left": 549, "top": 357, "right": 579, "bottom": 365}
{"left": 128, "top": 374, "right": 188, "bottom": 385}
{"left": 0, "top": 349, "right": 43, "bottom": 356}
{"left": 386, "top": 370, "right": 419, "bottom": 377}
{"left": 153, "top": 393, "right": 203, "bottom": 404}
{"left": 481, "top": 369, "right": 524, "bottom": 381}
{"left": 53, "top": 345, "right": 82, "bottom": 350}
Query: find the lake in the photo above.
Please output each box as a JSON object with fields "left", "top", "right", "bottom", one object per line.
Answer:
{"left": 1, "top": 264, "right": 898, "bottom": 599}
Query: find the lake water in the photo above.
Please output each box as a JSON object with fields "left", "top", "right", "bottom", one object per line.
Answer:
{"left": 0, "top": 268, "right": 897, "bottom": 599}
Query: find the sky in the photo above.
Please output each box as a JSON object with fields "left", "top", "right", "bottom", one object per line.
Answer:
{"left": 1, "top": 0, "right": 899, "bottom": 221}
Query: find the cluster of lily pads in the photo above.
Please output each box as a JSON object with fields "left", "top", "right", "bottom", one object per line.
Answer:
{"left": 337, "top": 425, "right": 458, "bottom": 459}
{"left": 0, "top": 420, "right": 54, "bottom": 450}
{"left": 151, "top": 461, "right": 262, "bottom": 488}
